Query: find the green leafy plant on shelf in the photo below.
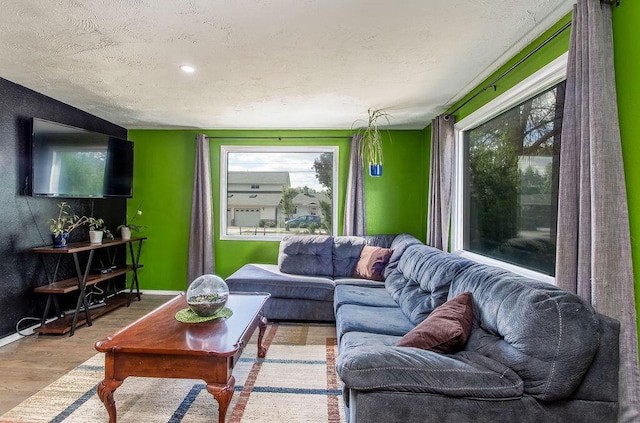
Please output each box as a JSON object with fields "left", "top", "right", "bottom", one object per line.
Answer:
{"left": 117, "top": 201, "right": 144, "bottom": 234}
{"left": 88, "top": 217, "right": 113, "bottom": 240}
{"left": 48, "top": 202, "right": 88, "bottom": 237}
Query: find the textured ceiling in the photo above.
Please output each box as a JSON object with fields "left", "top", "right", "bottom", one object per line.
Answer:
{"left": 0, "top": 0, "right": 573, "bottom": 130}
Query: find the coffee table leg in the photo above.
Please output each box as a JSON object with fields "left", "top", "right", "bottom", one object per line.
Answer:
{"left": 257, "top": 314, "right": 268, "bottom": 358}
{"left": 97, "top": 379, "right": 123, "bottom": 423}
{"left": 206, "top": 375, "right": 235, "bottom": 423}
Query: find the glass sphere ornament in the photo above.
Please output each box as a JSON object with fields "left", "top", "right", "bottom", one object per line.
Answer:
{"left": 186, "top": 274, "right": 229, "bottom": 317}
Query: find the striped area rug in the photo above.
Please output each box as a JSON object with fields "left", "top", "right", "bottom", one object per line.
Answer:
{"left": 0, "top": 324, "right": 345, "bottom": 423}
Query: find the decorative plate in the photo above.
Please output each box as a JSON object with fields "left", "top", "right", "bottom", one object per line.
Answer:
{"left": 175, "top": 307, "right": 233, "bottom": 323}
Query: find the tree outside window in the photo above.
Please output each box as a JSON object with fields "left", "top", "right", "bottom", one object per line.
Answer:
{"left": 462, "top": 81, "right": 565, "bottom": 276}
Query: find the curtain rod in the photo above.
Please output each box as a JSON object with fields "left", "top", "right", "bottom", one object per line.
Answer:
{"left": 447, "top": 21, "right": 572, "bottom": 118}
{"left": 447, "top": 0, "right": 621, "bottom": 118}
{"left": 204, "top": 135, "right": 352, "bottom": 140}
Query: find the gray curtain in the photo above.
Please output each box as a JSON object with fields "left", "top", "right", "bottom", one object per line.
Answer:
{"left": 343, "top": 134, "right": 366, "bottom": 236}
{"left": 555, "top": 1, "right": 640, "bottom": 421}
{"left": 427, "top": 114, "right": 455, "bottom": 251}
{"left": 187, "top": 134, "right": 215, "bottom": 285}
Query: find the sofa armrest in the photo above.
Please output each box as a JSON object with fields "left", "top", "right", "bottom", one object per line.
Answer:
{"left": 336, "top": 346, "right": 523, "bottom": 399}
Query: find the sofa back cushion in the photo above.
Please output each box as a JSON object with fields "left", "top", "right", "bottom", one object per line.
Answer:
{"left": 385, "top": 245, "right": 473, "bottom": 325}
{"left": 450, "top": 263, "right": 602, "bottom": 401}
{"left": 278, "top": 235, "right": 334, "bottom": 276}
{"left": 383, "top": 233, "right": 423, "bottom": 279}
{"left": 364, "top": 234, "right": 397, "bottom": 248}
{"left": 333, "top": 236, "right": 366, "bottom": 277}
{"left": 333, "top": 234, "right": 404, "bottom": 278}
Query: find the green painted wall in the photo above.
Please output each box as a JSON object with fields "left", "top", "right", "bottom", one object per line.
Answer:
{"left": 126, "top": 131, "right": 195, "bottom": 291}
{"left": 127, "top": 129, "right": 426, "bottom": 290}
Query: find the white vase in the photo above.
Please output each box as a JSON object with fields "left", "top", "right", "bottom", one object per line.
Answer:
{"left": 121, "top": 226, "right": 131, "bottom": 241}
{"left": 89, "top": 230, "right": 104, "bottom": 244}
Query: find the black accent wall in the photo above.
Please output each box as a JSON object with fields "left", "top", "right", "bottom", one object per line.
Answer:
{"left": 0, "top": 77, "right": 128, "bottom": 338}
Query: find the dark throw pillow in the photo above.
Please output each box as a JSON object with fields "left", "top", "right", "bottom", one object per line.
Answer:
{"left": 397, "top": 292, "right": 474, "bottom": 353}
{"left": 352, "top": 245, "right": 393, "bottom": 281}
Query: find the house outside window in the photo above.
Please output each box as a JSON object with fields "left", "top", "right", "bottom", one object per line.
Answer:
{"left": 220, "top": 146, "right": 338, "bottom": 240}
{"left": 452, "top": 54, "right": 567, "bottom": 282}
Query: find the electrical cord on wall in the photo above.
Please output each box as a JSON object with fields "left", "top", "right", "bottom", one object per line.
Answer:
{"left": 14, "top": 196, "right": 49, "bottom": 337}
{"left": 24, "top": 194, "right": 48, "bottom": 245}
{"left": 15, "top": 317, "right": 43, "bottom": 337}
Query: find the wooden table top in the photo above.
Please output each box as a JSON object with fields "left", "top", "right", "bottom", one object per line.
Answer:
{"left": 95, "top": 293, "right": 269, "bottom": 357}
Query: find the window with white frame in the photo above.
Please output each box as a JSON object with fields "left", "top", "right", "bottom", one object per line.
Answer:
{"left": 220, "top": 146, "right": 338, "bottom": 240}
{"left": 452, "top": 54, "right": 567, "bottom": 281}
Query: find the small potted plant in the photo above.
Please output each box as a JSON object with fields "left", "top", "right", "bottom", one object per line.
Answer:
{"left": 117, "top": 202, "right": 143, "bottom": 241}
{"left": 353, "top": 109, "right": 391, "bottom": 177}
{"left": 48, "top": 202, "right": 88, "bottom": 248}
{"left": 87, "top": 217, "right": 113, "bottom": 244}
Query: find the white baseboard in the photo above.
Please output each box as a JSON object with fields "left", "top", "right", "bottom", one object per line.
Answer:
{"left": 0, "top": 318, "right": 56, "bottom": 349}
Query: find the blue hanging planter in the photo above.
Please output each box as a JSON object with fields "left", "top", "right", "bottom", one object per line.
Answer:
{"left": 369, "top": 164, "right": 383, "bottom": 177}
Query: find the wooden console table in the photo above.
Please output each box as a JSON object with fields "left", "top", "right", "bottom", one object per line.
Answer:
{"left": 32, "top": 237, "right": 146, "bottom": 336}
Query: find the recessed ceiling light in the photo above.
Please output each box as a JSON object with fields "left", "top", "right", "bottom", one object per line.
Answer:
{"left": 180, "top": 65, "right": 195, "bottom": 73}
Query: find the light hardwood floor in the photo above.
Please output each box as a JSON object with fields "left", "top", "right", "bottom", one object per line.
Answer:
{"left": 0, "top": 294, "right": 175, "bottom": 415}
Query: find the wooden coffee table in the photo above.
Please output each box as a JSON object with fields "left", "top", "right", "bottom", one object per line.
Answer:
{"left": 94, "top": 292, "right": 270, "bottom": 423}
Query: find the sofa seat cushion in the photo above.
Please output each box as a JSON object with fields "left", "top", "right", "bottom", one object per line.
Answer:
{"left": 334, "top": 285, "right": 397, "bottom": 314}
{"left": 334, "top": 277, "right": 387, "bottom": 288}
{"left": 339, "top": 331, "right": 402, "bottom": 353}
{"left": 336, "top": 304, "right": 414, "bottom": 342}
{"left": 226, "top": 263, "right": 334, "bottom": 302}
{"left": 385, "top": 245, "right": 474, "bottom": 325}
{"left": 336, "top": 346, "right": 523, "bottom": 399}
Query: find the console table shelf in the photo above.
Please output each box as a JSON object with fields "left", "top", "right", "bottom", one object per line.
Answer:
{"left": 32, "top": 237, "right": 146, "bottom": 336}
{"left": 35, "top": 293, "right": 132, "bottom": 335}
{"left": 34, "top": 265, "right": 143, "bottom": 294}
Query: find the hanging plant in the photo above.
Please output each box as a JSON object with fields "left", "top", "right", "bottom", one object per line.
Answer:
{"left": 353, "top": 109, "right": 391, "bottom": 177}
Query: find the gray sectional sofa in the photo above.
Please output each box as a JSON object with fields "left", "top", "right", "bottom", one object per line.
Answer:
{"left": 226, "top": 233, "right": 421, "bottom": 321}
{"left": 226, "top": 234, "right": 620, "bottom": 423}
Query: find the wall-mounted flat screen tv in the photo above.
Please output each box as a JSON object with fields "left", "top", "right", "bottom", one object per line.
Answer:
{"left": 30, "top": 118, "right": 133, "bottom": 198}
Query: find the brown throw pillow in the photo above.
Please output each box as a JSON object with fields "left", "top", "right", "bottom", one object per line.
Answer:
{"left": 352, "top": 245, "right": 393, "bottom": 281}
{"left": 397, "top": 292, "right": 474, "bottom": 353}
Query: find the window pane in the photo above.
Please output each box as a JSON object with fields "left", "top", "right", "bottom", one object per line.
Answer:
{"left": 463, "top": 81, "right": 565, "bottom": 276}
{"left": 222, "top": 147, "right": 337, "bottom": 239}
